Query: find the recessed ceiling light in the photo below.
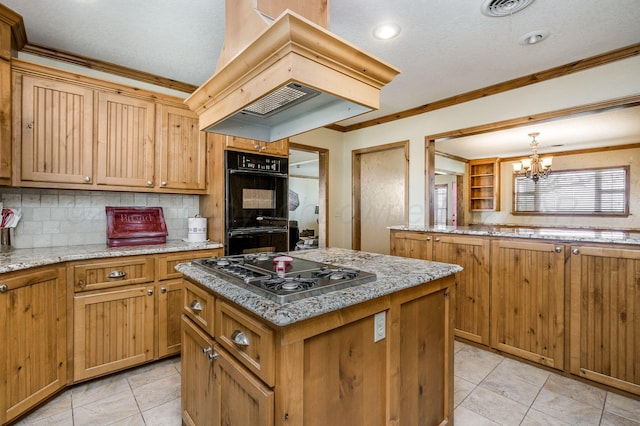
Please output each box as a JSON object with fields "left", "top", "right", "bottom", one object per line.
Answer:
{"left": 372, "top": 23, "right": 401, "bottom": 40}
{"left": 519, "top": 30, "right": 550, "bottom": 45}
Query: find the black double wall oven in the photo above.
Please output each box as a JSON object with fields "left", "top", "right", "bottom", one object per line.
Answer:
{"left": 225, "top": 150, "right": 289, "bottom": 255}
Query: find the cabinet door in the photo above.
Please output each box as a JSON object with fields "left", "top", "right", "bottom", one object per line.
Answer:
{"left": 393, "top": 280, "right": 454, "bottom": 426}
{"left": 225, "top": 135, "right": 288, "bottom": 157}
{"left": 182, "top": 316, "right": 216, "bottom": 426}
{"left": 73, "top": 285, "right": 155, "bottom": 381}
{"left": 389, "top": 230, "right": 432, "bottom": 259}
{"left": 157, "top": 279, "right": 183, "bottom": 358}
{"left": 570, "top": 245, "right": 640, "bottom": 395}
{"left": 156, "top": 104, "right": 206, "bottom": 191}
{"left": 214, "top": 345, "right": 274, "bottom": 426}
{"left": 0, "top": 59, "right": 10, "bottom": 183}
{"left": 433, "top": 234, "right": 490, "bottom": 345}
{"left": 20, "top": 75, "right": 94, "bottom": 184}
{"left": 0, "top": 267, "right": 67, "bottom": 425}
{"left": 491, "top": 240, "right": 565, "bottom": 369}
{"left": 96, "top": 92, "right": 155, "bottom": 188}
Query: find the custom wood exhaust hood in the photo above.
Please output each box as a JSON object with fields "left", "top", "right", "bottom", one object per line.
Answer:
{"left": 184, "top": 1, "right": 400, "bottom": 142}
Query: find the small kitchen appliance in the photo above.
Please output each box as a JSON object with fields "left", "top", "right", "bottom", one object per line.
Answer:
{"left": 192, "top": 253, "right": 376, "bottom": 303}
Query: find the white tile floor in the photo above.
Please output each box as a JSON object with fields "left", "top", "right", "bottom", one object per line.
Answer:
{"left": 16, "top": 341, "right": 640, "bottom": 425}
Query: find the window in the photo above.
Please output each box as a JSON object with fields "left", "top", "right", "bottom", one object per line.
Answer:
{"left": 435, "top": 184, "right": 448, "bottom": 225}
{"left": 513, "top": 166, "right": 629, "bottom": 215}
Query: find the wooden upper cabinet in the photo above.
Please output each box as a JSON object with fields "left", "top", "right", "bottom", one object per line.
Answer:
{"left": 225, "top": 135, "right": 289, "bottom": 157}
{"left": 20, "top": 75, "right": 94, "bottom": 184}
{"left": 156, "top": 104, "right": 206, "bottom": 191}
{"left": 96, "top": 92, "right": 155, "bottom": 188}
{"left": 0, "top": 59, "right": 11, "bottom": 183}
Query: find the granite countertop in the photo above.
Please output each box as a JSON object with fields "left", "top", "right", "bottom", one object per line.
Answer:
{"left": 176, "top": 247, "right": 462, "bottom": 327}
{"left": 389, "top": 225, "right": 640, "bottom": 246}
{"left": 0, "top": 240, "right": 223, "bottom": 273}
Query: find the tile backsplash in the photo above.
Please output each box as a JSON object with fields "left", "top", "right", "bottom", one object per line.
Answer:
{"left": 1, "top": 188, "right": 200, "bottom": 249}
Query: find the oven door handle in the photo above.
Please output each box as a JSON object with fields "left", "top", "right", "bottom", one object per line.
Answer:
{"left": 228, "top": 169, "right": 288, "bottom": 179}
{"left": 228, "top": 227, "right": 288, "bottom": 236}
{"left": 256, "top": 216, "right": 288, "bottom": 222}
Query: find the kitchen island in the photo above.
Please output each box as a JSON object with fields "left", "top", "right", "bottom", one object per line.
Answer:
{"left": 176, "top": 247, "right": 462, "bottom": 426}
{"left": 390, "top": 225, "right": 640, "bottom": 397}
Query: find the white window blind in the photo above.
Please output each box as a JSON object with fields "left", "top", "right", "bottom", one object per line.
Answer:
{"left": 513, "top": 166, "right": 629, "bottom": 215}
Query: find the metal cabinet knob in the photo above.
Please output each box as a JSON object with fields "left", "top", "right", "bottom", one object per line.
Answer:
{"left": 160, "top": 287, "right": 167, "bottom": 293}
{"left": 0, "top": 284, "right": 7, "bottom": 293}
{"left": 190, "top": 300, "right": 203, "bottom": 312}
{"left": 83, "top": 176, "right": 91, "bottom": 183}
{"left": 555, "top": 246, "right": 562, "bottom": 253}
{"left": 146, "top": 180, "right": 154, "bottom": 186}
{"left": 147, "top": 289, "right": 153, "bottom": 296}
{"left": 572, "top": 248, "right": 580, "bottom": 255}
{"left": 435, "top": 237, "right": 441, "bottom": 242}
{"left": 160, "top": 181, "right": 167, "bottom": 187}
{"left": 425, "top": 237, "right": 431, "bottom": 241}
{"left": 108, "top": 270, "right": 127, "bottom": 278}
{"left": 203, "top": 347, "right": 212, "bottom": 355}
{"left": 231, "top": 330, "right": 250, "bottom": 347}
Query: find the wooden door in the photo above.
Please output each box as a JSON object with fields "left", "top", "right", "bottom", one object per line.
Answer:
{"left": 353, "top": 142, "right": 409, "bottom": 254}
{"left": 389, "top": 230, "right": 432, "bottom": 260}
{"left": 0, "top": 267, "right": 67, "bottom": 424}
{"left": 96, "top": 91, "right": 155, "bottom": 188}
{"left": 215, "top": 345, "right": 274, "bottom": 426}
{"left": 20, "top": 75, "right": 94, "bottom": 184}
{"left": 73, "top": 285, "right": 155, "bottom": 381}
{"left": 491, "top": 240, "right": 565, "bottom": 369}
{"left": 182, "top": 316, "right": 216, "bottom": 426}
{"left": 156, "top": 104, "right": 206, "bottom": 191}
{"left": 157, "top": 280, "right": 183, "bottom": 358}
{"left": 570, "top": 245, "right": 640, "bottom": 395}
{"left": 433, "top": 234, "right": 490, "bottom": 345}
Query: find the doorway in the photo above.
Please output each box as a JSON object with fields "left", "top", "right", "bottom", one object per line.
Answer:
{"left": 352, "top": 141, "right": 409, "bottom": 254}
{"left": 288, "top": 143, "right": 329, "bottom": 249}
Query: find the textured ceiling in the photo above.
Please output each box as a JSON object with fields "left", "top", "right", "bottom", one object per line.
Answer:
{"left": 3, "top": 0, "right": 640, "bottom": 159}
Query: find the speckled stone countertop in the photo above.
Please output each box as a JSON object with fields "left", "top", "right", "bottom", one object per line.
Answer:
{"left": 0, "top": 240, "right": 223, "bottom": 273}
{"left": 389, "top": 225, "right": 640, "bottom": 246}
{"left": 176, "top": 247, "right": 462, "bottom": 327}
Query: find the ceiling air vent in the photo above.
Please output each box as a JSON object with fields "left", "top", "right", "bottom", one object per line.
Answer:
{"left": 481, "top": 0, "right": 535, "bottom": 17}
{"left": 241, "top": 83, "right": 320, "bottom": 118}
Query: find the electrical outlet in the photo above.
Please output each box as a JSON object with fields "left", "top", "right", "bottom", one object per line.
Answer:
{"left": 374, "top": 311, "right": 386, "bottom": 342}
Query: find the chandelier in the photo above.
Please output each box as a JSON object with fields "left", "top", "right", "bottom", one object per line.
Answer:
{"left": 512, "top": 132, "right": 552, "bottom": 183}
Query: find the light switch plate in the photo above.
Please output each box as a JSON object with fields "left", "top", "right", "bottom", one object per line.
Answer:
{"left": 374, "top": 311, "right": 386, "bottom": 342}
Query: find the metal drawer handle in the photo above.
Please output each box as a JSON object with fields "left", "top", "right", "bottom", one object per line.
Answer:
{"left": 231, "top": 330, "right": 250, "bottom": 347}
{"left": 190, "top": 300, "right": 203, "bottom": 312}
{"left": 108, "top": 270, "right": 127, "bottom": 278}
{"left": 0, "top": 284, "right": 7, "bottom": 293}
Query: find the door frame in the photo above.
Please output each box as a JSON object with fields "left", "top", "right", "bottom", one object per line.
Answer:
{"left": 288, "top": 142, "right": 329, "bottom": 248}
{"left": 352, "top": 141, "right": 409, "bottom": 250}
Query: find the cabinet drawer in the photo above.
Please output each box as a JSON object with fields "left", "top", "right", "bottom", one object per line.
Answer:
{"left": 71, "top": 257, "right": 155, "bottom": 292}
{"left": 183, "top": 280, "right": 215, "bottom": 336}
{"left": 216, "top": 301, "right": 275, "bottom": 387}
{"left": 157, "top": 249, "right": 222, "bottom": 281}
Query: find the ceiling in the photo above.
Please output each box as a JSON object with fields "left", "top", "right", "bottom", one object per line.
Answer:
{"left": 3, "top": 0, "right": 640, "bottom": 159}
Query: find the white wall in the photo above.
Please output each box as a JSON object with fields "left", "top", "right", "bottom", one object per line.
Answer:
{"left": 292, "top": 56, "right": 640, "bottom": 248}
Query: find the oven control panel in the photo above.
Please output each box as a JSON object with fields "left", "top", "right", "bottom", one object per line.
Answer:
{"left": 230, "top": 151, "right": 286, "bottom": 173}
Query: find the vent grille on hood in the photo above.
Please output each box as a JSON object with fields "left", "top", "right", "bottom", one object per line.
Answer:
{"left": 241, "top": 83, "right": 319, "bottom": 118}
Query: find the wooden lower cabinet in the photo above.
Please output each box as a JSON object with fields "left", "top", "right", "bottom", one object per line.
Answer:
{"left": 73, "top": 284, "right": 155, "bottom": 381}
{"left": 182, "top": 274, "right": 454, "bottom": 426}
{"left": 433, "top": 234, "right": 490, "bottom": 345}
{"left": 390, "top": 230, "right": 432, "bottom": 259}
{"left": 0, "top": 266, "right": 67, "bottom": 425}
{"left": 570, "top": 245, "right": 640, "bottom": 395}
{"left": 491, "top": 239, "right": 565, "bottom": 369}
{"left": 157, "top": 280, "right": 183, "bottom": 357}
{"left": 182, "top": 316, "right": 274, "bottom": 426}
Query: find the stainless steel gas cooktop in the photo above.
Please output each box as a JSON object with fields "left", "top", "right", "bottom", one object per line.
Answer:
{"left": 192, "top": 252, "right": 376, "bottom": 304}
